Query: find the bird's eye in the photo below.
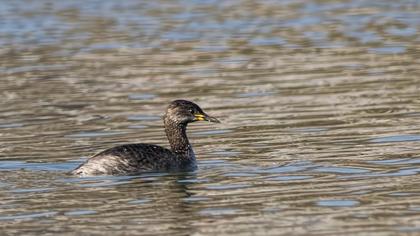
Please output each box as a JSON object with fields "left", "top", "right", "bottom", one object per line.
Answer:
{"left": 189, "top": 109, "right": 194, "bottom": 114}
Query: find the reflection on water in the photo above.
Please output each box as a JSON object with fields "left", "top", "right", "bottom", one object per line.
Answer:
{"left": 1, "top": 0, "right": 420, "bottom": 235}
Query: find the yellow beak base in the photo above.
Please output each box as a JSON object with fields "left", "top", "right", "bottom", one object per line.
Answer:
{"left": 194, "top": 114, "right": 206, "bottom": 121}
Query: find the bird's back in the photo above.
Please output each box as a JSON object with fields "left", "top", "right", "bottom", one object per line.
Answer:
{"left": 71, "top": 143, "right": 196, "bottom": 176}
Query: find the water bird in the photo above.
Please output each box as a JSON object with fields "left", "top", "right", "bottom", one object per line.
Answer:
{"left": 71, "top": 100, "right": 220, "bottom": 176}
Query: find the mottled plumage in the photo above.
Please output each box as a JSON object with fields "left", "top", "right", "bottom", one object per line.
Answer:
{"left": 71, "top": 100, "right": 220, "bottom": 176}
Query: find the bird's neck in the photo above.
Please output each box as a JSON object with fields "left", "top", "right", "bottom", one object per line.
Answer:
{"left": 164, "top": 119, "right": 195, "bottom": 159}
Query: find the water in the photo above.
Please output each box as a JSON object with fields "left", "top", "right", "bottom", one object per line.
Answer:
{"left": 1, "top": 0, "right": 420, "bottom": 235}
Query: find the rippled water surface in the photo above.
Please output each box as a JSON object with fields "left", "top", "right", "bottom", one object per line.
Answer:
{"left": 1, "top": 0, "right": 420, "bottom": 235}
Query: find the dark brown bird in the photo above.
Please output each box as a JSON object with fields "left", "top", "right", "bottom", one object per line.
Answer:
{"left": 71, "top": 100, "right": 220, "bottom": 176}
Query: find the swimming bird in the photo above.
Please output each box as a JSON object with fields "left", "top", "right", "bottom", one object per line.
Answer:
{"left": 71, "top": 100, "right": 220, "bottom": 176}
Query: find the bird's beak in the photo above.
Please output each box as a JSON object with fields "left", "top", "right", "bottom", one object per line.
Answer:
{"left": 194, "top": 113, "right": 221, "bottom": 123}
